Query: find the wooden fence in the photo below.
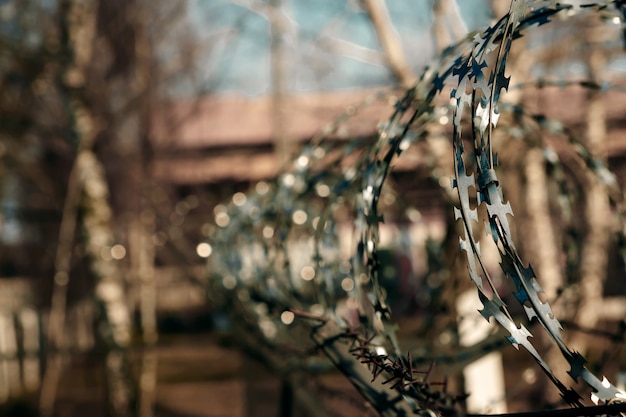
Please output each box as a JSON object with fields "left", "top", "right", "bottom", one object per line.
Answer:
{"left": 0, "top": 268, "right": 206, "bottom": 404}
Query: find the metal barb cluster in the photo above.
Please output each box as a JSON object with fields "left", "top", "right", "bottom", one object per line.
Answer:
{"left": 343, "top": 328, "right": 468, "bottom": 410}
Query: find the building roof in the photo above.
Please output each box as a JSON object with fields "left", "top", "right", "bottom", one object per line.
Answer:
{"left": 150, "top": 84, "right": 626, "bottom": 184}
{"left": 150, "top": 89, "right": 395, "bottom": 149}
{"left": 150, "top": 89, "right": 397, "bottom": 183}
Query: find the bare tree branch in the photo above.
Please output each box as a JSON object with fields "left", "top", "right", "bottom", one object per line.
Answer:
{"left": 432, "top": 0, "right": 467, "bottom": 52}
{"left": 359, "top": 0, "right": 416, "bottom": 88}
{"left": 318, "top": 35, "right": 386, "bottom": 66}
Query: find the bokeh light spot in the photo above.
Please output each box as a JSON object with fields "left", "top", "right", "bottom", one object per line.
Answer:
{"left": 232, "top": 192, "right": 247, "bottom": 206}
{"left": 222, "top": 275, "right": 237, "bottom": 290}
{"left": 316, "top": 184, "right": 330, "bottom": 197}
{"left": 292, "top": 210, "right": 307, "bottom": 225}
{"left": 262, "top": 226, "right": 274, "bottom": 239}
{"left": 300, "top": 266, "right": 315, "bottom": 281}
{"left": 341, "top": 278, "right": 354, "bottom": 292}
{"left": 111, "top": 244, "right": 126, "bottom": 260}
{"left": 196, "top": 242, "right": 213, "bottom": 258}
{"left": 215, "top": 212, "right": 230, "bottom": 227}
{"left": 281, "top": 311, "right": 295, "bottom": 325}
{"left": 256, "top": 181, "right": 270, "bottom": 195}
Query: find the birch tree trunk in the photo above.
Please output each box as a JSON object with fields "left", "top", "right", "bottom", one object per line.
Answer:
{"left": 40, "top": 1, "right": 137, "bottom": 416}
{"left": 125, "top": 8, "right": 158, "bottom": 417}
{"left": 40, "top": 0, "right": 99, "bottom": 414}
{"left": 523, "top": 149, "right": 564, "bottom": 303}
{"left": 570, "top": 39, "right": 610, "bottom": 355}
{"left": 270, "top": 0, "right": 292, "bottom": 167}
{"left": 80, "top": 149, "right": 136, "bottom": 417}
{"left": 131, "top": 185, "right": 157, "bottom": 417}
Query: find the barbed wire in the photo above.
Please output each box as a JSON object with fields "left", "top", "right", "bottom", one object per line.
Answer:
{"left": 206, "top": 1, "right": 626, "bottom": 415}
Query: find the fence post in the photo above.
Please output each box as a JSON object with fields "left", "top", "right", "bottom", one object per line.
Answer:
{"left": 19, "top": 307, "right": 41, "bottom": 393}
{"left": 457, "top": 290, "right": 507, "bottom": 414}
{"left": 0, "top": 311, "right": 20, "bottom": 400}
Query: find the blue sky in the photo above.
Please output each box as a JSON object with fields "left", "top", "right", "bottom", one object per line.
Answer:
{"left": 188, "top": 0, "right": 492, "bottom": 95}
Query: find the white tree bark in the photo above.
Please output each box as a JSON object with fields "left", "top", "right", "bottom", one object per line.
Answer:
{"left": 524, "top": 148, "right": 564, "bottom": 302}
{"left": 570, "top": 35, "right": 610, "bottom": 355}
{"left": 40, "top": 1, "right": 136, "bottom": 416}
{"left": 360, "top": 0, "right": 416, "bottom": 88}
